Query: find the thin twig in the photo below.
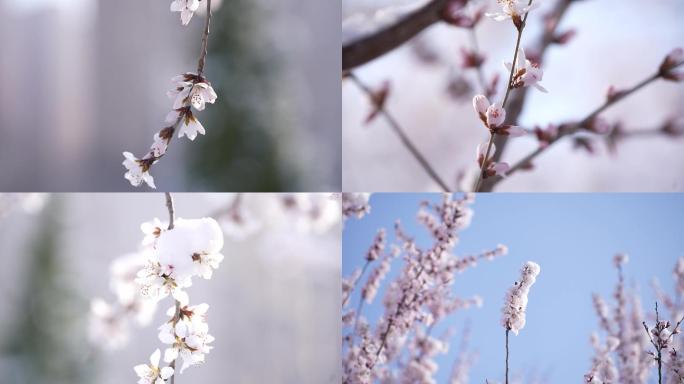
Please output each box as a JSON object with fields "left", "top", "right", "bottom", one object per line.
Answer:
{"left": 165, "top": 192, "right": 176, "bottom": 230}
{"left": 197, "top": 0, "right": 212, "bottom": 77}
{"left": 348, "top": 72, "right": 451, "bottom": 192}
{"left": 505, "top": 328, "right": 510, "bottom": 384}
{"left": 474, "top": 0, "right": 533, "bottom": 192}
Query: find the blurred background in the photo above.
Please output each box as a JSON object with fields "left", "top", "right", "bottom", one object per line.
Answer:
{"left": 0, "top": 193, "right": 341, "bottom": 383}
{"left": 343, "top": 193, "right": 684, "bottom": 382}
{"left": 0, "top": 0, "right": 340, "bottom": 191}
{"left": 342, "top": 0, "right": 684, "bottom": 191}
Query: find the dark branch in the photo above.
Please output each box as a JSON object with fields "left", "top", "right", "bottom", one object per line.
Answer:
{"left": 342, "top": 0, "right": 452, "bottom": 71}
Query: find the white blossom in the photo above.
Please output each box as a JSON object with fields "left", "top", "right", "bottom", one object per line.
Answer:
{"left": 501, "top": 261, "right": 541, "bottom": 335}
{"left": 169, "top": 76, "right": 218, "bottom": 112}
{"left": 177, "top": 111, "right": 206, "bottom": 141}
{"left": 134, "top": 349, "right": 174, "bottom": 384}
{"left": 505, "top": 49, "right": 547, "bottom": 92}
{"left": 160, "top": 301, "right": 215, "bottom": 374}
{"left": 122, "top": 152, "right": 156, "bottom": 189}
{"left": 170, "top": 0, "right": 201, "bottom": 26}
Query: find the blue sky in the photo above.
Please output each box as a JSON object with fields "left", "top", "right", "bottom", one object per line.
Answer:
{"left": 343, "top": 193, "right": 684, "bottom": 383}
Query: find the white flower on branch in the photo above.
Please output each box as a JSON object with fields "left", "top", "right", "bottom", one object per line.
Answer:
{"left": 169, "top": 74, "right": 218, "bottom": 112}
{"left": 150, "top": 128, "right": 175, "bottom": 158}
{"left": 177, "top": 109, "right": 206, "bottom": 141}
{"left": 501, "top": 261, "right": 541, "bottom": 335}
{"left": 134, "top": 348, "right": 174, "bottom": 384}
{"left": 170, "top": 0, "right": 201, "bottom": 26}
{"left": 504, "top": 49, "right": 547, "bottom": 93}
{"left": 159, "top": 296, "right": 215, "bottom": 374}
{"left": 136, "top": 217, "right": 224, "bottom": 299}
{"left": 485, "top": 0, "right": 538, "bottom": 27}
{"left": 122, "top": 152, "right": 157, "bottom": 189}
{"left": 472, "top": 95, "right": 525, "bottom": 136}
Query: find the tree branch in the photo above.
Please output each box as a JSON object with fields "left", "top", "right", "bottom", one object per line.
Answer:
{"left": 474, "top": 0, "right": 533, "bottom": 192}
{"left": 347, "top": 73, "right": 451, "bottom": 191}
{"left": 342, "top": 0, "right": 452, "bottom": 71}
{"left": 479, "top": 0, "right": 574, "bottom": 191}
{"left": 197, "top": 0, "right": 212, "bottom": 77}
{"left": 494, "top": 67, "right": 679, "bottom": 184}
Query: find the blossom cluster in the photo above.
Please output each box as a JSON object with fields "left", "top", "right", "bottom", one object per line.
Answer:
{"left": 122, "top": 0, "right": 217, "bottom": 189}
{"left": 132, "top": 215, "right": 224, "bottom": 382}
{"left": 468, "top": 0, "right": 546, "bottom": 187}
{"left": 500, "top": 261, "right": 540, "bottom": 335}
{"left": 342, "top": 193, "right": 507, "bottom": 384}
{"left": 585, "top": 254, "right": 660, "bottom": 383}
{"left": 123, "top": 74, "right": 218, "bottom": 189}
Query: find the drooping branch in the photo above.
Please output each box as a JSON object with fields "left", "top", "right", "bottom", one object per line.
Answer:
{"left": 342, "top": 0, "right": 453, "bottom": 71}
{"left": 347, "top": 72, "right": 451, "bottom": 191}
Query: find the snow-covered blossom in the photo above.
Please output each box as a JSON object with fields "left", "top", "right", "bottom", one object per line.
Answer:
{"left": 134, "top": 349, "right": 174, "bottom": 384}
{"left": 122, "top": 152, "right": 157, "bottom": 188}
{"left": 170, "top": 0, "right": 201, "bottom": 26}
{"left": 485, "top": 0, "right": 538, "bottom": 27}
{"left": 159, "top": 296, "right": 214, "bottom": 374}
{"left": 660, "top": 48, "right": 684, "bottom": 82}
{"left": 505, "top": 49, "right": 547, "bottom": 92}
{"left": 136, "top": 217, "right": 224, "bottom": 300}
{"left": 501, "top": 261, "right": 541, "bottom": 335}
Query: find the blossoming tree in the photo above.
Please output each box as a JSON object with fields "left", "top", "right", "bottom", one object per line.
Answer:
{"left": 343, "top": 0, "right": 684, "bottom": 192}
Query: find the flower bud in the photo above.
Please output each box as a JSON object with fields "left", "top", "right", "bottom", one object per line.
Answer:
{"left": 472, "top": 94, "right": 490, "bottom": 115}
{"left": 486, "top": 103, "right": 506, "bottom": 128}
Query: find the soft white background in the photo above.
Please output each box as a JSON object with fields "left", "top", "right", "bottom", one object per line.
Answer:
{"left": 342, "top": 0, "right": 684, "bottom": 191}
